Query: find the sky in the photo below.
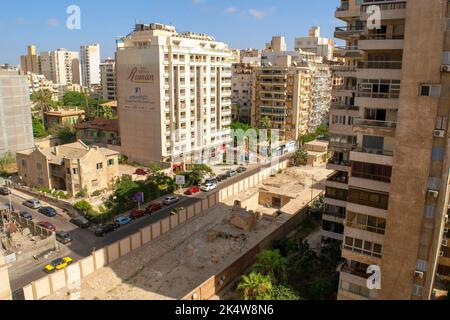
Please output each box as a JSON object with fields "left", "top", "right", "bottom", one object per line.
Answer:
{"left": 0, "top": 0, "right": 341, "bottom": 64}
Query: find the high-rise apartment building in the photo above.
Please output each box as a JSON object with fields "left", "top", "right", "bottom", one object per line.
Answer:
{"left": 295, "top": 26, "right": 335, "bottom": 61}
{"left": 100, "top": 58, "right": 117, "bottom": 100}
{"left": 253, "top": 36, "right": 331, "bottom": 141}
{"left": 80, "top": 44, "right": 101, "bottom": 87}
{"left": 326, "top": 0, "right": 450, "bottom": 300}
{"left": 39, "top": 49, "right": 81, "bottom": 85}
{"left": 0, "top": 70, "right": 34, "bottom": 156}
{"left": 20, "top": 45, "right": 39, "bottom": 74}
{"left": 231, "top": 63, "right": 254, "bottom": 123}
{"left": 116, "top": 23, "right": 232, "bottom": 168}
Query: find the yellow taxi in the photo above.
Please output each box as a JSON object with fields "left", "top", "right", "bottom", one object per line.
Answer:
{"left": 44, "top": 257, "right": 73, "bottom": 273}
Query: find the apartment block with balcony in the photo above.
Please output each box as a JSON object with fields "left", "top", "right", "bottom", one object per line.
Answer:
{"left": 100, "top": 58, "right": 117, "bottom": 100}
{"left": 331, "top": 0, "right": 450, "bottom": 300}
{"left": 116, "top": 23, "right": 233, "bottom": 169}
{"left": 231, "top": 63, "right": 254, "bottom": 123}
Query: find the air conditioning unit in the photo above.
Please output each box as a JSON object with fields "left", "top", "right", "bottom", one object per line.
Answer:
{"left": 443, "top": 240, "right": 448, "bottom": 247}
{"left": 428, "top": 190, "right": 439, "bottom": 198}
{"left": 441, "top": 64, "right": 450, "bottom": 72}
{"left": 434, "top": 130, "right": 446, "bottom": 138}
{"left": 414, "top": 271, "right": 424, "bottom": 279}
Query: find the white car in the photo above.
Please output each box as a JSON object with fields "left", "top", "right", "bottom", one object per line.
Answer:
{"left": 23, "top": 199, "right": 41, "bottom": 209}
{"left": 201, "top": 183, "right": 217, "bottom": 192}
{"left": 163, "top": 196, "right": 180, "bottom": 206}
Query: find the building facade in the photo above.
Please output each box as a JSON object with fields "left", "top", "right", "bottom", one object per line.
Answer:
{"left": 100, "top": 58, "right": 117, "bottom": 100}
{"left": 16, "top": 141, "right": 119, "bottom": 195}
{"left": 0, "top": 253, "right": 12, "bottom": 300}
{"left": 0, "top": 70, "right": 35, "bottom": 156}
{"left": 231, "top": 63, "right": 254, "bottom": 123}
{"left": 80, "top": 44, "right": 101, "bottom": 87}
{"left": 39, "top": 49, "right": 81, "bottom": 85}
{"left": 20, "top": 45, "right": 39, "bottom": 74}
{"left": 43, "top": 108, "right": 85, "bottom": 130}
{"left": 327, "top": 0, "right": 450, "bottom": 300}
{"left": 295, "top": 26, "right": 335, "bottom": 61}
{"left": 116, "top": 23, "right": 233, "bottom": 168}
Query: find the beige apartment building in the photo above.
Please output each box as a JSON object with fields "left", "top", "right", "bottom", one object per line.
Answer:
{"left": 16, "top": 141, "right": 119, "bottom": 195}
{"left": 20, "top": 45, "right": 39, "bottom": 74}
{"left": 116, "top": 23, "right": 233, "bottom": 169}
{"left": 80, "top": 44, "right": 101, "bottom": 87}
{"left": 100, "top": 58, "right": 117, "bottom": 100}
{"left": 326, "top": 0, "right": 450, "bottom": 300}
{"left": 295, "top": 26, "right": 335, "bottom": 61}
{"left": 39, "top": 49, "right": 81, "bottom": 85}
{"left": 43, "top": 108, "right": 85, "bottom": 130}
{"left": 232, "top": 63, "right": 254, "bottom": 123}
{"left": 252, "top": 36, "right": 332, "bottom": 141}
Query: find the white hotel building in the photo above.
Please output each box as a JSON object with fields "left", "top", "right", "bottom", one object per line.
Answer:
{"left": 116, "top": 23, "right": 233, "bottom": 170}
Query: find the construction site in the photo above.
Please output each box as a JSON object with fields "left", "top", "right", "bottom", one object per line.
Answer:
{"left": 0, "top": 210, "right": 57, "bottom": 268}
{"left": 43, "top": 165, "right": 331, "bottom": 300}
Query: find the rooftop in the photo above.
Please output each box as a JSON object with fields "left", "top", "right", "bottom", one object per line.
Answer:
{"left": 75, "top": 118, "right": 119, "bottom": 132}
{"left": 99, "top": 101, "right": 117, "bottom": 108}
{"left": 44, "top": 108, "right": 85, "bottom": 117}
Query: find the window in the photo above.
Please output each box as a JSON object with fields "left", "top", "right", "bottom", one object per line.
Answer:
{"left": 96, "top": 163, "right": 103, "bottom": 170}
{"left": 436, "top": 116, "right": 448, "bottom": 130}
{"left": 21, "top": 159, "right": 26, "bottom": 167}
{"left": 73, "top": 168, "right": 78, "bottom": 175}
{"left": 412, "top": 285, "right": 423, "bottom": 297}
{"left": 420, "top": 84, "right": 441, "bottom": 97}
{"left": 36, "top": 163, "right": 42, "bottom": 171}
{"left": 432, "top": 147, "right": 445, "bottom": 161}
{"left": 416, "top": 260, "right": 428, "bottom": 272}
{"left": 424, "top": 205, "right": 436, "bottom": 219}
{"left": 108, "top": 159, "right": 114, "bottom": 166}
{"left": 344, "top": 237, "right": 383, "bottom": 258}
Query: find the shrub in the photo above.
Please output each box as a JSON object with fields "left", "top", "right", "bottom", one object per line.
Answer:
{"left": 74, "top": 200, "right": 94, "bottom": 214}
{"left": 75, "top": 187, "right": 88, "bottom": 198}
{"left": 92, "top": 190, "right": 102, "bottom": 197}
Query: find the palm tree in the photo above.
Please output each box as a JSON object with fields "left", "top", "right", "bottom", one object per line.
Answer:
{"left": 30, "top": 89, "right": 53, "bottom": 113}
{"left": 252, "top": 250, "right": 287, "bottom": 283}
{"left": 237, "top": 272, "right": 273, "bottom": 300}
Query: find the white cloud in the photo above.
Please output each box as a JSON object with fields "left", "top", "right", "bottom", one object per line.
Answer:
{"left": 225, "top": 6, "right": 239, "bottom": 14}
{"left": 46, "top": 19, "right": 60, "bottom": 27}
{"left": 249, "top": 9, "right": 267, "bottom": 19}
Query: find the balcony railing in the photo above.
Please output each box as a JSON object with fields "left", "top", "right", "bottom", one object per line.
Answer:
{"left": 356, "top": 91, "right": 400, "bottom": 99}
{"left": 335, "top": 25, "right": 366, "bottom": 33}
{"left": 340, "top": 263, "right": 370, "bottom": 279}
{"left": 352, "top": 146, "right": 394, "bottom": 157}
{"left": 334, "top": 65, "right": 358, "bottom": 72}
{"left": 328, "top": 172, "right": 349, "bottom": 184}
{"left": 328, "top": 158, "right": 352, "bottom": 167}
{"left": 358, "top": 61, "right": 402, "bottom": 69}
{"left": 353, "top": 118, "right": 397, "bottom": 129}
{"left": 361, "top": 1, "right": 407, "bottom": 12}
{"left": 331, "top": 103, "right": 359, "bottom": 111}
{"left": 360, "top": 33, "right": 404, "bottom": 40}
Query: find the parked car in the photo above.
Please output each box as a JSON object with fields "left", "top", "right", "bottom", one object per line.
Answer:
{"left": 115, "top": 215, "right": 132, "bottom": 226}
{"left": 20, "top": 211, "right": 33, "bottom": 220}
{"left": 205, "top": 178, "right": 218, "bottom": 185}
{"left": 227, "top": 170, "right": 238, "bottom": 177}
{"left": 135, "top": 168, "right": 149, "bottom": 176}
{"left": 201, "top": 183, "right": 217, "bottom": 192}
{"left": 44, "top": 257, "right": 73, "bottom": 273}
{"left": 146, "top": 202, "right": 163, "bottom": 215}
{"left": 23, "top": 199, "right": 41, "bottom": 209}
{"left": 185, "top": 185, "right": 200, "bottom": 195}
{"left": 70, "top": 216, "right": 91, "bottom": 229}
{"left": 56, "top": 231, "right": 72, "bottom": 244}
{"left": 218, "top": 174, "right": 229, "bottom": 181}
{"left": 163, "top": 196, "right": 180, "bottom": 206}
{"left": 37, "top": 221, "right": 56, "bottom": 232}
{"left": 237, "top": 166, "right": 248, "bottom": 173}
{"left": 38, "top": 207, "right": 57, "bottom": 218}
{"left": 95, "top": 224, "right": 119, "bottom": 237}
{"left": 129, "top": 209, "right": 146, "bottom": 220}
{"left": 0, "top": 187, "right": 11, "bottom": 195}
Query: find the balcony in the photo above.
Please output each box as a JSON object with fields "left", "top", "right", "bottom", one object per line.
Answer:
{"left": 350, "top": 146, "right": 393, "bottom": 166}
{"left": 357, "top": 61, "right": 402, "bottom": 79}
{"left": 334, "top": 25, "right": 365, "bottom": 40}
{"left": 353, "top": 118, "right": 397, "bottom": 138}
{"left": 332, "top": 85, "right": 356, "bottom": 97}
{"left": 359, "top": 33, "right": 404, "bottom": 50}
{"left": 361, "top": 1, "right": 407, "bottom": 20}
{"left": 335, "top": 2, "right": 362, "bottom": 20}
{"left": 326, "top": 172, "right": 349, "bottom": 190}
{"left": 334, "top": 45, "right": 363, "bottom": 58}
{"left": 334, "top": 65, "right": 358, "bottom": 77}
{"left": 327, "top": 158, "right": 352, "bottom": 173}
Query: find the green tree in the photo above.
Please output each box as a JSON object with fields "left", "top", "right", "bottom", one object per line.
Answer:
{"left": 315, "top": 125, "right": 329, "bottom": 138}
{"left": 184, "top": 164, "right": 213, "bottom": 186}
{"left": 32, "top": 117, "right": 48, "bottom": 138}
{"left": 74, "top": 200, "right": 95, "bottom": 215}
{"left": 49, "top": 124, "right": 77, "bottom": 144}
{"left": 252, "top": 250, "right": 287, "bottom": 284}
{"left": 270, "top": 285, "right": 301, "bottom": 300}
{"left": 30, "top": 89, "right": 53, "bottom": 112}
{"left": 237, "top": 272, "right": 273, "bottom": 300}
{"left": 62, "top": 91, "right": 87, "bottom": 107}
{"left": 292, "top": 147, "right": 308, "bottom": 167}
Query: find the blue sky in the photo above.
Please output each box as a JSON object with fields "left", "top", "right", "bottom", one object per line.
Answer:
{"left": 0, "top": 0, "right": 341, "bottom": 64}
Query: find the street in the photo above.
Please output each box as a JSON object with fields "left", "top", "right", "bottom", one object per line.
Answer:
{"left": 2, "top": 154, "right": 292, "bottom": 293}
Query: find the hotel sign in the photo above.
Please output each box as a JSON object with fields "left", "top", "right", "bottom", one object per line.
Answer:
{"left": 127, "top": 67, "right": 154, "bottom": 83}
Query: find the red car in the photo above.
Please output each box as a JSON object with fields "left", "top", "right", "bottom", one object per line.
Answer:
{"left": 135, "top": 168, "right": 149, "bottom": 176}
{"left": 129, "top": 209, "right": 146, "bottom": 220}
{"left": 146, "top": 202, "right": 163, "bottom": 215}
{"left": 185, "top": 185, "right": 200, "bottom": 195}
{"left": 38, "top": 221, "right": 56, "bottom": 232}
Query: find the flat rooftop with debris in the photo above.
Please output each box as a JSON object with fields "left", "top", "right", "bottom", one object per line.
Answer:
{"left": 44, "top": 165, "right": 332, "bottom": 300}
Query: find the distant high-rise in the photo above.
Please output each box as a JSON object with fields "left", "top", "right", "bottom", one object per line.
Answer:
{"left": 80, "top": 44, "right": 101, "bottom": 87}
{"left": 100, "top": 58, "right": 116, "bottom": 100}
{"left": 20, "top": 45, "right": 39, "bottom": 74}
{"left": 0, "top": 70, "right": 34, "bottom": 156}
{"left": 295, "top": 26, "right": 335, "bottom": 61}
{"left": 39, "top": 49, "right": 81, "bottom": 85}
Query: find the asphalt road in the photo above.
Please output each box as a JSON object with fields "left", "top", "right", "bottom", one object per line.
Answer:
{"left": 3, "top": 153, "right": 292, "bottom": 293}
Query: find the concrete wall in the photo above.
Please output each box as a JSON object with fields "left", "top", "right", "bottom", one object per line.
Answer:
{"left": 22, "top": 159, "right": 290, "bottom": 300}
{"left": 0, "top": 254, "right": 12, "bottom": 300}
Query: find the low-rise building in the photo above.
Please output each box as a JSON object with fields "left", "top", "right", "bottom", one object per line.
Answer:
{"left": 75, "top": 118, "right": 120, "bottom": 146}
{"left": 43, "top": 108, "right": 85, "bottom": 130}
{"left": 16, "top": 141, "right": 119, "bottom": 195}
